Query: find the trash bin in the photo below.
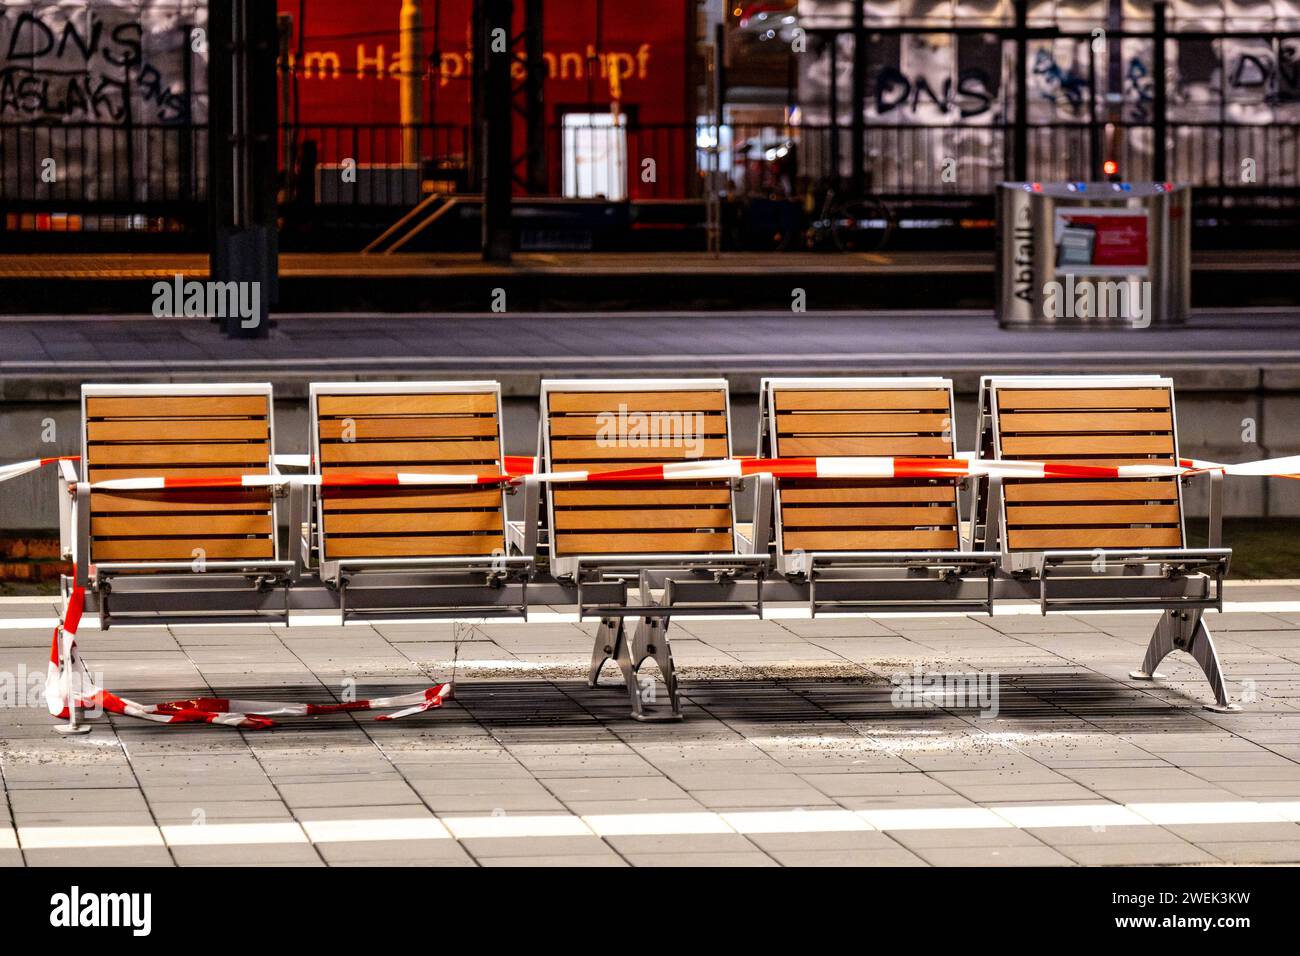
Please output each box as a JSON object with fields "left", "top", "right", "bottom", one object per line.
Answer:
{"left": 996, "top": 182, "right": 1190, "bottom": 329}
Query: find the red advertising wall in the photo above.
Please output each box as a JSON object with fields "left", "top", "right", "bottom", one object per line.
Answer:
{"left": 278, "top": 1, "right": 690, "bottom": 128}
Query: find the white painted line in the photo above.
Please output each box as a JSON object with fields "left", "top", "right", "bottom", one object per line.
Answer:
{"left": 859, "top": 807, "right": 1013, "bottom": 831}
{"left": 11, "top": 800, "right": 1300, "bottom": 851}
{"left": 301, "top": 817, "right": 451, "bottom": 843}
{"left": 18, "top": 825, "right": 165, "bottom": 850}
{"left": 723, "top": 809, "right": 873, "bottom": 834}
{"left": 441, "top": 814, "right": 595, "bottom": 840}
{"left": 161, "top": 822, "right": 309, "bottom": 846}
{"left": 991, "top": 803, "right": 1150, "bottom": 830}
{"left": 585, "top": 812, "right": 734, "bottom": 837}
{"left": 0, "top": 826, "right": 16, "bottom": 851}
{"left": 1127, "top": 801, "right": 1292, "bottom": 826}
{"left": 2, "top": 598, "right": 1298, "bottom": 633}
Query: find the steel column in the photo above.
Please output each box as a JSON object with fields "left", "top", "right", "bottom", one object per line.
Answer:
{"left": 480, "top": 0, "right": 513, "bottom": 261}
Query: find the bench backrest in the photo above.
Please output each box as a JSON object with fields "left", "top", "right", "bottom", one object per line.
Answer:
{"left": 540, "top": 379, "right": 737, "bottom": 558}
{"left": 762, "top": 378, "right": 961, "bottom": 553}
{"left": 309, "top": 382, "right": 508, "bottom": 561}
{"left": 82, "top": 384, "right": 278, "bottom": 565}
{"left": 986, "top": 375, "right": 1185, "bottom": 551}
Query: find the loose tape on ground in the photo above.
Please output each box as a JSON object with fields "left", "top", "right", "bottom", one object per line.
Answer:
{"left": 46, "top": 584, "right": 452, "bottom": 730}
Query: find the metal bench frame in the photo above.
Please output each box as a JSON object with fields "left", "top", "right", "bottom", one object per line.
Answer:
{"left": 977, "top": 374, "right": 1235, "bottom": 711}
{"left": 537, "top": 378, "right": 771, "bottom": 720}
{"left": 63, "top": 383, "right": 303, "bottom": 629}
{"left": 755, "top": 377, "right": 999, "bottom": 616}
{"left": 307, "top": 380, "right": 537, "bottom": 624}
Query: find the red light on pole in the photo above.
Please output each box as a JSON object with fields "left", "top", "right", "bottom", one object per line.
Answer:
{"left": 1103, "top": 159, "right": 1119, "bottom": 177}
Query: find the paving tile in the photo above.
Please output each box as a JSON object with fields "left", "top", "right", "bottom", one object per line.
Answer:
{"left": 912, "top": 845, "right": 1075, "bottom": 866}
{"left": 171, "top": 844, "right": 323, "bottom": 866}
{"left": 624, "top": 851, "right": 778, "bottom": 867}
{"left": 1195, "top": 841, "right": 1300, "bottom": 864}
{"left": 766, "top": 848, "right": 929, "bottom": 866}
{"left": 1058, "top": 842, "right": 1218, "bottom": 865}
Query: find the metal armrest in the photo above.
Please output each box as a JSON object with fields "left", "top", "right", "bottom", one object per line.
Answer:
{"left": 73, "top": 481, "right": 91, "bottom": 589}
{"left": 57, "top": 460, "right": 78, "bottom": 561}
{"left": 521, "top": 475, "right": 540, "bottom": 561}
{"left": 287, "top": 479, "right": 307, "bottom": 582}
{"left": 740, "top": 472, "right": 774, "bottom": 557}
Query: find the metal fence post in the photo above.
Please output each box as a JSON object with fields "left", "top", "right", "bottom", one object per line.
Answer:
{"left": 480, "top": 0, "right": 513, "bottom": 262}
{"left": 1013, "top": 0, "right": 1028, "bottom": 182}
{"left": 1153, "top": 1, "right": 1168, "bottom": 181}
{"left": 850, "top": 0, "right": 866, "bottom": 193}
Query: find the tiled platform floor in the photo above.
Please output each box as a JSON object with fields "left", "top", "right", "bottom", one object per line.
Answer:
{"left": 2, "top": 583, "right": 1300, "bottom": 867}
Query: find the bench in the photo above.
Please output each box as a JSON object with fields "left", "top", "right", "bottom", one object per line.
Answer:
{"left": 756, "top": 377, "right": 998, "bottom": 614}
{"left": 977, "top": 375, "right": 1236, "bottom": 710}
{"left": 538, "top": 378, "right": 771, "bottom": 720}
{"left": 307, "top": 381, "right": 536, "bottom": 621}
{"left": 66, "top": 384, "right": 301, "bottom": 627}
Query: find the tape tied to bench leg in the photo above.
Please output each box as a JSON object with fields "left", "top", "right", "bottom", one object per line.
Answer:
{"left": 47, "top": 585, "right": 454, "bottom": 730}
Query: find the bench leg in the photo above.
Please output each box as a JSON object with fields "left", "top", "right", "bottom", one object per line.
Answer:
{"left": 1131, "top": 609, "right": 1240, "bottom": 712}
{"left": 623, "top": 615, "right": 683, "bottom": 722}
{"left": 53, "top": 622, "right": 92, "bottom": 735}
{"left": 588, "top": 616, "right": 624, "bottom": 687}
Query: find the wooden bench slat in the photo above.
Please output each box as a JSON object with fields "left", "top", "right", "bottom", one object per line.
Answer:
{"left": 317, "top": 394, "right": 496, "bottom": 415}
{"left": 88, "top": 419, "right": 269, "bottom": 441}
{"left": 996, "top": 388, "right": 1171, "bottom": 410}
{"left": 999, "top": 411, "right": 1173, "bottom": 432}
{"left": 774, "top": 390, "right": 950, "bottom": 411}
{"left": 91, "top": 490, "right": 272, "bottom": 513}
{"left": 321, "top": 489, "right": 503, "bottom": 510}
{"left": 552, "top": 487, "right": 732, "bottom": 506}
{"left": 319, "top": 439, "right": 501, "bottom": 464}
{"left": 779, "top": 436, "right": 953, "bottom": 456}
{"left": 317, "top": 417, "right": 498, "bottom": 440}
{"left": 554, "top": 508, "right": 732, "bottom": 530}
{"left": 553, "top": 531, "right": 734, "bottom": 553}
{"left": 324, "top": 534, "right": 506, "bottom": 557}
{"left": 783, "top": 529, "right": 959, "bottom": 550}
{"left": 1000, "top": 435, "right": 1174, "bottom": 456}
{"left": 92, "top": 514, "right": 273, "bottom": 536}
{"left": 548, "top": 414, "right": 729, "bottom": 437}
{"left": 1005, "top": 504, "right": 1182, "bottom": 525}
{"left": 88, "top": 442, "right": 271, "bottom": 465}
{"left": 86, "top": 395, "right": 269, "bottom": 417}
{"left": 324, "top": 512, "right": 503, "bottom": 533}
{"left": 549, "top": 391, "right": 726, "bottom": 413}
{"left": 776, "top": 412, "right": 951, "bottom": 433}
{"left": 1008, "top": 528, "right": 1184, "bottom": 548}
{"left": 91, "top": 538, "right": 275, "bottom": 560}
{"left": 778, "top": 484, "right": 955, "bottom": 504}
{"left": 549, "top": 439, "right": 730, "bottom": 461}
{"left": 782, "top": 505, "right": 958, "bottom": 528}
{"left": 318, "top": 463, "right": 488, "bottom": 476}
{"left": 88, "top": 466, "right": 271, "bottom": 482}
{"left": 1004, "top": 480, "right": 1180, "bottom": 502}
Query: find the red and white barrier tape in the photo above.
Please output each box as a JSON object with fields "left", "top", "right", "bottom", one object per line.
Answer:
{"left": 46, "top": 584, "right": 453, "bottom": 730}
{"left": 7, "top": 452, "right": 1300, "bottom": 494}
{"left": 0, "top": 456, "right": 79, "bottom": 484}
